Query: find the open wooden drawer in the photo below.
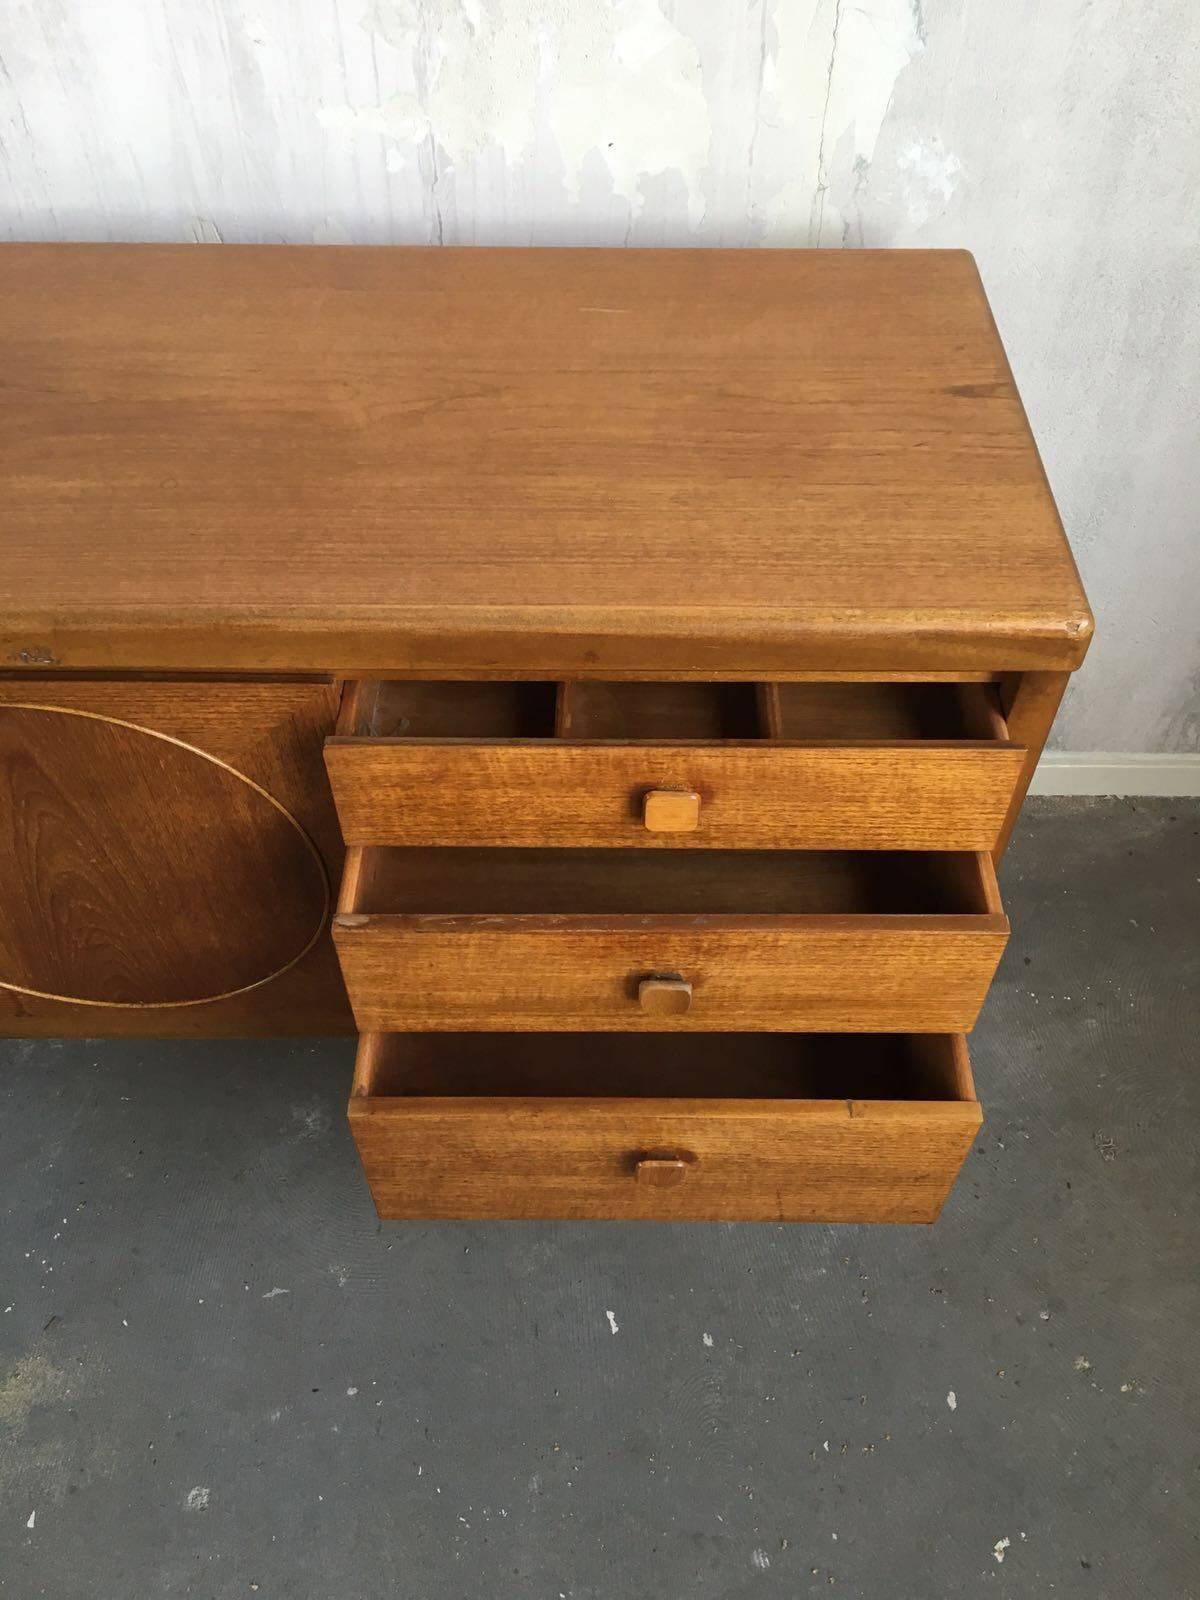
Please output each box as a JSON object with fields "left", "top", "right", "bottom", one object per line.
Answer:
{"left": 349, "top": 1031, "right": 982, "bottom": 1222}
{"left": 332, "top": 846, "right": 1008, "bottom": 1032}
{"left": 324, "top": 679, "right": 1025, "bottom": 851}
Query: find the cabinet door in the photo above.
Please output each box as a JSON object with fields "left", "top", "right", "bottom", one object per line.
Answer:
{"left": 0, "top": 680, "right": 351, "bottom": 1036}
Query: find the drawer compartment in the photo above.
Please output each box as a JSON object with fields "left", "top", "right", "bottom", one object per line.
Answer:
{"left": 324, "top": 679, "right": 1025, "bottom": 851}
{"left": 558, "top": 681, "right": 763, "bottom": 739}
{"left": 349, "top": 1031, "right": 982, "bottom": 1222}
{"left": 333, "top": 846, "right": 1008, "bottom": 1032}
{"left": 351, "top": 679, "right": 560, "bottom": 739}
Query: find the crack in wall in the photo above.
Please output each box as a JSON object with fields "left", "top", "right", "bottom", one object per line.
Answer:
{"left": 809, "top": 0, "right": 845, "bottom": 246}
{"left": 744, "top": 0, "right": 771, "bottom": 220}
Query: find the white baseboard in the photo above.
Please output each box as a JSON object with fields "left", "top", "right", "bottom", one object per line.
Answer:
{"left": 1028, "top": 753, "right": 1200, "bottom": 797}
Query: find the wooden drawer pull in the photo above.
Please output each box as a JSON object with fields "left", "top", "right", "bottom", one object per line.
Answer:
{"left": 642, "top": 788, "right": 701, "bottom": 832}
{"left": 638, "top": 975, "right": 693, "bottom": 1015}
{"left": 635, "top": 1156, "right": 691, "bottom": 1187}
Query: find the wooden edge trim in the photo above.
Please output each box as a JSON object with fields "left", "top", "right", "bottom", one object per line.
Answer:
{"left": 947, "top": 1034, "right": 978, "bottom": 1103}
{"left": 312, "top": 670, "right": 1007, "bottom": 685}
{"left": 323, "top": 736, "right": 1026, "bottom": 753}
{"left": 0, "top": 670, "right": 340, "bottom": 685}
{"left": 3, "top": 607, "right": 1094, "bottom": 674}
{"left": 336, "top": 846, "right": 369, "bottom": 915}
{"left": 755, "top": 683, "right": 784, "bottom": 738}
{"left": 332, "top": 911, "right": 1012, "bottom": 936}
{"left": 348, "top": 1094, "right": 981, "bottom": 1121}
{"left": 993, "top": 671, "right": 1071, "bottom": 861}
{"left": 350, "top": 1031, "right": 386, "bottom": 1098}
{"left": 980, "top": 682, "right": 1013, "bottom": 742}
{"left": 847, "top": 1097, "right": 982, "bottom": 1125}
{"left": 554, "top": 682, "right": 576, "bottom": 736}
{"left": 334, "top": 679, "right": 365, "bottom": 735}
{"left": 975, "top": 851, "right": 1006, "bottom": 918}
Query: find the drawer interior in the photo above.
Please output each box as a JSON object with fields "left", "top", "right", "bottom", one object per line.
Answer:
{"left": 344, "top": 679, "right": 1007, "bottom": 743}
{"left": 344, "top": 847, "right": 999, "bottom": 917}
{"left": 559, "top": 682, "right": 763, "bottom": 739}
{"left": 769, "top": 682, "right": 1005, "bottom": 741}
{"left": 354, "top": 1031, "right": 976, "bottom": 1103}
{"left": 356, "top": 680, "right": 559, "bottom": 738}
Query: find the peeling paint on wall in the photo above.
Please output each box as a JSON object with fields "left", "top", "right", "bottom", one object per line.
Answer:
{"left": 548, "top": 3, "right": 709, "bottom": 228}
{"left": 0, "top": 0, "right": 923, "bottom": 246}
{"left": 320, "top": 0, "right": 711, "bottom": 229}
{"left": 753, "top": 0, "right": 924, "bottom": 245}
{"left": 317, "top": 0, "right": 919, "bottom": 242}
{"left": 896, "top": 136, "right": 964, "bottom": 227}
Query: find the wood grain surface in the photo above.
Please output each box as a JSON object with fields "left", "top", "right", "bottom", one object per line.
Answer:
{"left": 0, "top": 679, "right": 351, "bottom": 1036}
{"left": 327, "top": 676, "right": 1025, "bottom": 850}
{"left": 641, "top": 788, "right": 703, "bottom": 834}
{"left": 993, "top": 670, "right": 1071, "bottom": 859}
{"left": 342, "top": 844, "right": 1002, "bottom": 916}
{"left": 333, "top": 847, "right": 1007, "bottom": 1032}
{"left": 558, "top": 682, "right": 762, "bottom": 739}
{"left": 349, "top": 1032, "right": 982, "bottom": 1221}
{"left": 325, "top": 739, "right": 1025, "bottom": 851}
{"left": 769, "top": 681, "right": 1008, "bottom": 740}
{"left": 333, "top": 918, "right": 1007, "bottom": 1033}
{"left": 0, "top": 245, "right": 1091, "bottom": 675}
{"left": 357, "top": 678, "right": 1007, "bottom": 739}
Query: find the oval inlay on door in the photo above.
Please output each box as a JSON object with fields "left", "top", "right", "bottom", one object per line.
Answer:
{"left": 0, "top": 706, "right": 330, "bottom": 1006}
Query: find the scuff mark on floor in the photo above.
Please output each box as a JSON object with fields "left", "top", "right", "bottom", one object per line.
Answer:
{"left": 0, "top": 1351, "right": 70, "bottom": 1424}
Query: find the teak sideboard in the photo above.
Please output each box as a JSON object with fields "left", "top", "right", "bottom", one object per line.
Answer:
{"left": 0, "top": 244, "right": 1092, "bottom": 1223}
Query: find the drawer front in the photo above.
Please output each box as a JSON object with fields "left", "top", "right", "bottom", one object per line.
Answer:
{"left": 333, "top": 917, "right": 1008, "bottom": 1033}
{"left": 324, "top": 740, "right": 1025, "bottom": 851}
{"left": 348, "top": 1034, "right": 982, "bottom": 1222}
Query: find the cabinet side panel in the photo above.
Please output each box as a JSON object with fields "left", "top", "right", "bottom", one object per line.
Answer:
{"left": 992, "top": 671, "right": 1069, "bottom": 860}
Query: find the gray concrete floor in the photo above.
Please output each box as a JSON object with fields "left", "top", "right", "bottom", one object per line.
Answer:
{"left": 1, "top": 798, "right": 1197, "bottom": 1599}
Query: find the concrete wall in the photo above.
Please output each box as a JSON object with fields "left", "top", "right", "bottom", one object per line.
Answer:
{"left": 2, "top": 0, "right": 1195, "bottom": 751}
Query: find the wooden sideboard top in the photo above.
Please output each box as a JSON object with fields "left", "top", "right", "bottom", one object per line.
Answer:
{"left": 0, "top": 243, "right": 1091, "bottom": 676}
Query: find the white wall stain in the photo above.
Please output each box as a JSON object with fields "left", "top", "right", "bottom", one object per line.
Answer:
{"left": 315, "top": 0, "right": 917, "bottom": 241}
{"left": 320, "top": 0, "right": 710, "bottom": 229}
{"left": 896, "top": 136, "right": 963, "bottom": 227}
{"left": 549, "top": 3, "right": 709, "bottom": 227}
{"left": 755, "top": 0, "right": 924, "bottom": 244}
{"left": 333, "top": 0, "right": 541, "bottom": 167}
